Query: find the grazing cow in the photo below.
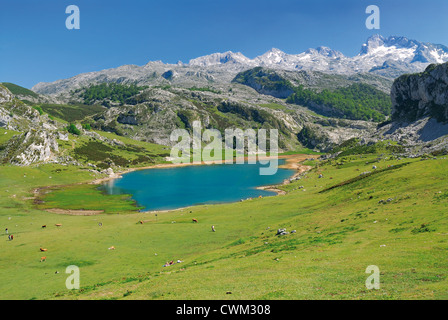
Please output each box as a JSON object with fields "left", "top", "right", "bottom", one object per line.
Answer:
{"left": 139, "top": 220, "right": 144, "bottom": 224}
{"left": 108, "top": 246, "right": 115, "bottom": 250}
{"left": 42, "top": 225, "right": 47, "bottom": 229}
{"left": 40, "top": 257, "right": 46, "bottom": 262}
{"left": 40, "top": 248, "right": 48, "bottom": 252}
{"left": 55, "top": 224, "right": 62, "bottom": 227}
{"left": 192, "top": 219, "right": 198, "bottom": 223}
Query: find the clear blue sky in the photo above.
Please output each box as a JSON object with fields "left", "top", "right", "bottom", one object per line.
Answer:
{"left": 1, "top": 0, "right": 448, "bottom": 88}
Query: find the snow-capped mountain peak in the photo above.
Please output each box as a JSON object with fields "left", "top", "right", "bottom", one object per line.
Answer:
{"left": 32, "top": 35, "right": 448, "bottom": 95}
{"left": 305, "top": 46, "right": 344, "bottom": 58}
{"left": 254, "top": 48, "right": 287, "bottom": 65}
{"left": 355, "top": 34, "right": 448, "bottom": 76}
{"left": 360, "top": 34, "right": 420, "bottom": 55}
{"left": 188, "top": 51, "right": 253, "bottom": 67}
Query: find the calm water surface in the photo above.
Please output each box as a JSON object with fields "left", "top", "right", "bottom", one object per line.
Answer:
{"left": 100, "top": 160, "right": 294, "bottom": 211}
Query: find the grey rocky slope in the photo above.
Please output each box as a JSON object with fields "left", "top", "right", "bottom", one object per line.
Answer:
{"left": 32, "top": 35, "right": 448, "bottom": 96}
{"left": 0, "top": 84, "right": 61, "bottom": 165}
{"left": 368, "top": 62, "right": 448, "bottom": 155}
{"left": 1, "top": 80, "right": 378, "bottom": 168}
{"left": 1, "top": 82, "right": 61, "bottom": 105}
{"left": 231, "top": 66, "right": 393, "bottom": 95}
{"left": 0, "top": 85, "right": 147, "bottom": 166}
{"left": 72, "top": 81, "right": 377, "bottom": 151}
{"left": 391, "top": 62, "right": 448, "bottom": 123}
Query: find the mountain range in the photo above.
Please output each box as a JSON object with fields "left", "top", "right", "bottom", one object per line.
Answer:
{"left": 33, "top": 35, "right": 448, "bottom": 95}
{"left": 2, "top": 34, "right": 448, "bottom": 167}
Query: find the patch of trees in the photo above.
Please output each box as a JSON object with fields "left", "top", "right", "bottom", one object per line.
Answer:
{"left": 76, "top": 83, "right": 148, "bottom": 106}
{"left": 287, "top": 83, "right": 392, "bottom": 122}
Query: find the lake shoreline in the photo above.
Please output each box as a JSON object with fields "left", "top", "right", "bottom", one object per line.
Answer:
{"left": 94, "top": 154, "right": 319, "bottom": 213}
{"left": 91, "top": 153, "right": 319, "bottom": 186}
{"left": 35, "top": 154, "right": 319, "bottom": 216}
{"left": 256, "top": 154, "right": 317, "bottom": 195}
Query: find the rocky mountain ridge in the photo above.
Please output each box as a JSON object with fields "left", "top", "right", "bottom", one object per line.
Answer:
{"left": 4, "top": 37, "right": 448, "bottom": 166}
{"left": 391, "top": 62, "right": 448, "bottom": 123}
{"left": 358, "top": 62, "right": 448, "bottom": 156}
{"left": 32, "top": 35, "right": 448, "bottom": 96}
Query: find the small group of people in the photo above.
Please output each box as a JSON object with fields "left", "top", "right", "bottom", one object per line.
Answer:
{"left": 5, "top": 228, "right": 13, "bottom": 240}
{"left": 163, "top": 259, "right": 183, "bottom": 267}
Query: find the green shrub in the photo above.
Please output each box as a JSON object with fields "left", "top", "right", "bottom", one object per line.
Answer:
{"left": 67, "top": 123, "right": 81, "bottom": 135}
{"left": 32, "top": 106, "right": 44, "bottom": 115}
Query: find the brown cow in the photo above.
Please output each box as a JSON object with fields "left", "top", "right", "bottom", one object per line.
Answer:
{"left": 40, "top": 257, "right": 46, "bottom": 262}
{"left": 40, "top": 248, "right": 48, "bottom": 252}
{"left": 192, "top": 219, "right": 198, "bottom": 223}
{"left": 55, "top": 224, "right": 62, "bottom": 227}
{"left": 42, "top": 225, "right": 47, "bottom": 229}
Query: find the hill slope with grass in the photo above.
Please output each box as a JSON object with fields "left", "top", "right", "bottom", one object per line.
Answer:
{"left": 0, "top": 82, "right": 58, "bottom": 105}
{"left": 1, "top": 69, "right": 448, "bottom": 300}
{"left": 0, "top": 145, "right": 446, "bottom": 300}
{"left": 233, "top": 67, "right": 392, "bottom": 122}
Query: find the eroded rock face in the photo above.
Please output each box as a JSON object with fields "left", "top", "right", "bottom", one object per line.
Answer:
{"left": 117, "top": 112, "right": 139, "bottom": 125}
{"left": 0, "top": 86, "right": 61, "bottom": 165}
{"left": 9, "top": 130, "right": 59, "bottom": 166}
{"left": 0, "top": 85, "right": 14, "bottom": 104}
{"left": 391, "top": 62, "right": 448, "bottom": 123}
{"left": 0, "top": 86, "right": 14, "bottom": 127}
{"left": 0, "top": 107, "right": 12, "bottom": 128}
{"left": 232, "top": 67, "right": 295, "bottom": 99}
{"left": 297, "top": 119, "right": 376, "bottom": 152}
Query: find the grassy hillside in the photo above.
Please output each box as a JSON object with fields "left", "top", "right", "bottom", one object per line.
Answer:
{"left": 0, "top": 82, "right": 39, "bottom": 99}
{"left": 0, "top": 128, "right": 21, "bottom": 146}
{"left": 38, "top": 104, "right": 106, "bottom": 123}
{"left": 287, "top": 83, "right": 392, "bottom": 122}
{"left": 0, "top": 148, "right": 446, "bottom": 300}
{"left": 56, "top": 130, "right": 171, "bottom": 169}
{"left": 233, "top": 68, "right": 392, "bottom": 122}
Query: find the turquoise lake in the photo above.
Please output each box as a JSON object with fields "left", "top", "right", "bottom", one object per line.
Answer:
{"left": 100, "top": 160, "right": 295, "bottom": 211}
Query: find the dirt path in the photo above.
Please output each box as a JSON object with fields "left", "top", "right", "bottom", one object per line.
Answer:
{"left": 45, "top": 208, "right": 104, "bottom": 216}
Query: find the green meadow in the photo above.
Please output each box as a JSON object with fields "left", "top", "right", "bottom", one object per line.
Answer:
{"left": 0, "top": 149, "right": 447, "bottom": 300}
